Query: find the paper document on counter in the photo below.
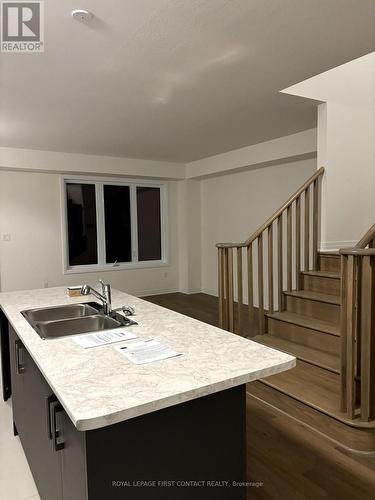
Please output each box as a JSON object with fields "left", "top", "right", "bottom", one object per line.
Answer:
{"left": 116, "top": 339, "right": 182, "bottom": 364}
{"left": 74, "top": 329, "right": 138, "bottom": 348}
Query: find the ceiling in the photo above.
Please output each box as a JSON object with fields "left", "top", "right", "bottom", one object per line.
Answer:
{"left": 1, "top": 0, "right": 375, "bottom": 162}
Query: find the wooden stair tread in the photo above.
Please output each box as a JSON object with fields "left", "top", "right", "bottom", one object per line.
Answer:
{"left": 266, "top": 311, "right": 340, "bottom": 336}
{"left": 283, "top": 289, "right": 341, "bottom": 305}
{"left": 247, "top": 381, "right": 375, "bottom": 452}
{"left": 261, "top": 361, "right": 340, "bottom": 414}
{"left": 253, "top": 335, "right": 340, "bottom": 373}
{"left": 259, "top": 361, "right": 375, "bottom": 429}
{"left": 302, "top": 270, "right": 341, "bottom": 279}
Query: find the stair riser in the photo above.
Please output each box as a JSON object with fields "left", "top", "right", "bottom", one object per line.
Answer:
{"left": 302, "top": 275, "right": 341, "bottom": 296}
{"left": 285, "top": 296, "right": 340, "bottom": 325}
{"left": 318, "top": 255, "right": 341, "bottom": 273}
{"left": 267, "top": 318, "right": 340, "bottom": 355}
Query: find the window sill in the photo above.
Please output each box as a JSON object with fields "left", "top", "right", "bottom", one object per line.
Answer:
{"left": 63, "top": 260, "right": 169, "bottom": 275}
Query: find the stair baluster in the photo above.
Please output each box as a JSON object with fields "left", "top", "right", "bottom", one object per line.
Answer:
{"left": 295, "top": 197, "right": 301, "bottom": 290}
{"left": 277, "top": 215, "right": 283, "bottom": 309}
{"left": 268, "top": 225, "right": 274, "bottom": 315}
{"left": 237, "top": 247, "right": 243, "bottom": 334}
{"left": 247, "top": 244, "right": 254, "bottom": 334}
{"left": 304, "top": 186, "right": 310, "bottom": 271}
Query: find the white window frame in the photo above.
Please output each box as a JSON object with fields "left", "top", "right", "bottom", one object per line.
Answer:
{"left": 60, "top": 175, "right": 168, "bottom": 274}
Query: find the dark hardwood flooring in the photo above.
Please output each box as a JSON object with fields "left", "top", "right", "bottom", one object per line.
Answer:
{"left": 142, "top": 293, "right": 375, "bottom": 500}
{"left": 246, "top": 395, "right": 375, "bottom": 500}
{"left": 143, "top": 292, "right": 259, "bottom": 335}
{"left": 144, "top": 292, "right": 220, "bottom": 327}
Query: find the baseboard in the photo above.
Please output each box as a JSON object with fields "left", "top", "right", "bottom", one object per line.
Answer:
{"left": 200, "top": 288, "right": 218, "bottom": 297}
{"left": 138, "top": 288, "right": 203, "bottom": 297}
{"left": 201, "top": 289, "right": 261, "bottom": 308}
{"left": 136, "top": 288, "right": 180, "bottom": 298}
{"left": 320, "top": 240, "right": 357, "bottom": 252}
{"left": 138, "top": 288, "right": 256, "bottom": 300}
{"left": 178, "top": 288, "right": 203, "bottom": 295}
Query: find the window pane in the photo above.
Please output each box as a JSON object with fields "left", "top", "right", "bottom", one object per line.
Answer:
{"left": 66, "top": 183, "right": 98, "bottom": 266}
{"left": 104, "top": 185, "right": 132, "bottom": 263}
{"left": 137, "top": 187, "right": 162, "bottom": 261}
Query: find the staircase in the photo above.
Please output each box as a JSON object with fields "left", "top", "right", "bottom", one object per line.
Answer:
{"left": 257, "top": 253, "right": 340, "bottom": 374}
{"left": 253, "top": 252, "right": 347, "bottom": 424}
{"left": 217, "top": 168, "right": 375, "bottom": 453}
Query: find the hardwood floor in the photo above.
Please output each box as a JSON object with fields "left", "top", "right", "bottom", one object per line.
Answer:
{"left": 144, "top": 292, "right": 221, "bottom": 327}
{"left": 142, "top": 292, "right": 375, "bottom": 500}
{"left": 246, "top": 395, "right": 375, "bottom": 500}
{"left": 144, "top": 292, "right": 259, "bottom": 335}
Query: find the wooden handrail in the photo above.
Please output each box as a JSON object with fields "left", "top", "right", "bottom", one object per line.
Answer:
{"left": 216, "top": 167, "right": 324, "bottom": 249}
{"left": 217, "top": 167, "right": 325, "bottom": 336}
{"left": 356, "top": 223, "right": 375, "bottom": 248}
{"left": 339, "top": 248, "right": 375, "bottom": 256}
{"left": 340, "top": 222, "right": 375, "bottom": 422}
{"left": 216, "top": 242, "right": 248, "bottom": 248}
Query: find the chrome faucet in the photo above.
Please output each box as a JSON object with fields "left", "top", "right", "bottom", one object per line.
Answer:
{"left": 99, "top": 280, "right": 112, "bottom": 313}
{"left": 81, "top": 281, "right": 112, "bottom": 315}
{"left": 81, "top": 281, "right": 135, "bottom": 317}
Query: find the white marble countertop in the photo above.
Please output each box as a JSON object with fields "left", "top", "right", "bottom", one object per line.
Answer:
{"left": 0, "top": 287, "right": 295, "bottom": 431}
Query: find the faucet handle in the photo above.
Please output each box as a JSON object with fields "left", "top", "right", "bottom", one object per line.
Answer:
{"left": 80, "top": 284, "right": 90, "bottom": 296}
{"left": 122, "top": 305, "right": 135, "bottom": 316}
{"left": 99, "top": 279, "right": 105, "bottom": 293}
{"left": 113, "top": 305, "right": 135, "bottom": 316}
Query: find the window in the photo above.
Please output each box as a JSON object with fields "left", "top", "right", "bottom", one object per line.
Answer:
{"left": 104, "top": 185, "right": 132, "bottom": 264}
{"left": 136, "top": 187, "right": 162, "bottom": 261}
{"left": 62, "top": 179, "right": 166, "bottom": 272}
{"left": 66, "top": 183, "right": 98, "bottom": 266}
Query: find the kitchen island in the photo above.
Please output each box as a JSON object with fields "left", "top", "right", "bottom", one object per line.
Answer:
{"left": 0, "top": 287, "right": 295, "bottom": 500}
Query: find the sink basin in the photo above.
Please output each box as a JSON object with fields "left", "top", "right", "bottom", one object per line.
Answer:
{"left": 34, "top": 315, "right": 121, "bottom": 339}
{"left": 21, "top": 302, "right": 137, "bottom": 339}
{"left": 22, "top": 302, "right": 101, "bottom": 323}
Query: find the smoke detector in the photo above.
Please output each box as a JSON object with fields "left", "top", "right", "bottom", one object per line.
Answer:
{"left": 71, "top": 9, "right": 93, "bottom": 22}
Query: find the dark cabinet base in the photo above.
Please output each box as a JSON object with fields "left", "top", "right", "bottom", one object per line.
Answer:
{"left": 9, "top": 326, "right": 63, "bottom": 500}
{"left": 84, "top": 385, "right": 247, "bottom": 500}
{"left": 0, "top": 309, "right": 11, "bottom": 401}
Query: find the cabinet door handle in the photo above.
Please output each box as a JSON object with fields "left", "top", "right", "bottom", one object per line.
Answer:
{"left": 46, "top": 395, "right": 57, "bottom": 440}
{"left": 50, "top": 401, "right": 65, "bottom": 452}
{"left": 15, "top": 340, "right": 25, "bottom": 374}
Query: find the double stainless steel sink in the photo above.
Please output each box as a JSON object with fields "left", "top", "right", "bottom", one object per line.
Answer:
{"left": 21, "top": 302, "right": 137, "bottom": 339}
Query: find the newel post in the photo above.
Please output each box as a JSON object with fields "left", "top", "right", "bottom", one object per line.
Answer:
{"left": 360, "top": 255, "right": 375, "bottom": 421}
{"left": 218, "top": 247, "right": 225, "bottom": 329}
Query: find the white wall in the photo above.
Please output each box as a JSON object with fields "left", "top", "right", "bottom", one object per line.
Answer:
{"left": 0, "top": 147, "right": 185, "bottom": 180}
{"left": 177, "top": 179, "right": 202, "bottom": 294}
{"left": 320, "top": 100, "right": 375, "bottom": 249}
{"left": 186, "top": 128, "right": 316, "bottom": 179}
{"left": 283, "top": 52, "right": 375, "bottom": 250}
{"left": 200, "top": 158, "right": 317, "bottom": 296}
{"left": 0, "top": 131, "right": 317, "bottom": 295}
{"left": 0, "top": 170, "right": 180, "bottom": 295}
